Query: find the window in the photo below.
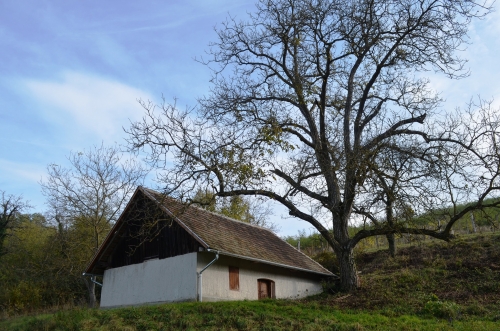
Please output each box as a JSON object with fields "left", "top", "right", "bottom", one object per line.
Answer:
{"left": 229, "top": 266, "right": 239, "bottom": 291}
{"left": 257, "top": 279, "right": 275, "bottom": 299}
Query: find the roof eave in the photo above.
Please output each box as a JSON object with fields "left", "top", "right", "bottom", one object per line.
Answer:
{"left": 214, "top": 250, "right": 336, "bottom": 277}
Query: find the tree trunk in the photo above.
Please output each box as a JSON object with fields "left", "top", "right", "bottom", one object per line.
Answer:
{"left": 386, "top": 233, "right": 396, "bottom": 257}
{"left": 85, "top": 277, "right": 97, "bottom": 308}
{"left": 471, "top": 213, "right": 477, "bottom": 233}
{"left": 385, "top": 197, "right": 397, "bottom": 258}
{"left": 337, "top": 247, "right": 360, "bottom": 292}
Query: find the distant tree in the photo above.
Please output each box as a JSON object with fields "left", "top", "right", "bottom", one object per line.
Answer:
{"left": 192, "top": 189, "right": 217, "bottom": 212}
{"left": 192, "top": 190, "right": 278, "bottom": 232}
{"left": 0, "top": 213, "right": 60, "bottom": 313}
{"left": 0, "top": 191, "right": 30, "bottom": 256}
{"left": 127, "top": 0, "right": 496, "bottom": 291}
{"left": 0, "top": 213, "right": 92, "bottom": 314}
{"left": 220, "top": 196, "right": 254, "bottom": 222}
{"left": 40, "top": 144, "right": 147, "bottom": 307}
{"left": 353, "top": 138, "right": 436, "bottom": 257}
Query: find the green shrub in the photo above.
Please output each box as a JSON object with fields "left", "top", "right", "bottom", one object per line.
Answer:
{"left": 5, "top": 281, "right": 42, "bottom": 313}
{"left": 464, "top": 302, "right": 490, "bottom": 317}
{"left": 423, "top": 300, "right": 460, "bottom": 319}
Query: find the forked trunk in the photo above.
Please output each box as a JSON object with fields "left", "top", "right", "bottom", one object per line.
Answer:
{"left": 337, "top": 247, "right": 360, "bottom": 292}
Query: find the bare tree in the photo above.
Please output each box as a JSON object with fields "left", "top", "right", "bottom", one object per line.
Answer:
{"left": 424, "top": 100, "right": 500, "bottom": 233}
{"left": 353, "top": 137, "right": 441, "bottom": 257}
{"left": 40, "top": 144, "right": 147, "bottom": 307}
{"left": 127, "top": 0, "right": 495, "bottom": 291}
{"left": 0, "top": 191, "right": 31, "bottom": 256}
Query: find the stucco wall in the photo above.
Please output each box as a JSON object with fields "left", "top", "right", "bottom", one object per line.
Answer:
{"left": 198, "top": 253, "right": 325, "bottom": 302}
{"left": 100, "top": 252, "right": 197, "bottom": 308}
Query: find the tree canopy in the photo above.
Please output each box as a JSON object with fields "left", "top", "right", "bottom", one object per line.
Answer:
{"left": 127, "top": 0, "right": 498, "bottom": 291}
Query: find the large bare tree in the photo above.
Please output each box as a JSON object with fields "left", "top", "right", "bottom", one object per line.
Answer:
{"left": 40, "top": 144, "right": 147, "bottom": 306}
{"left": 127, "top": 0, "right": 498, "bottom": 291}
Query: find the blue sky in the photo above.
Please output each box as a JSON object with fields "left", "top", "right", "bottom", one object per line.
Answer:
{"left": 1, "top": 0, "right": 500, "bottom": 236}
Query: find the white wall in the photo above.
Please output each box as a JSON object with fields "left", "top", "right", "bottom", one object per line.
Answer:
{"left": 100, "top": 252, "right": 197, "bottom": 308}
{"left": 198, "top": 253, "right": 324, "bottom": 302}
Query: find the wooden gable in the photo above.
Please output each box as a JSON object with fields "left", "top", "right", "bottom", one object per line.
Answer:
{"left": 88, "top": 189, "right": 203, "bottom": 274}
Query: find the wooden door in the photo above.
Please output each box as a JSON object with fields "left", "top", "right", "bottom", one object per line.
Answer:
{"left": 258, "top": 279, "right": 269, "bottom": 299}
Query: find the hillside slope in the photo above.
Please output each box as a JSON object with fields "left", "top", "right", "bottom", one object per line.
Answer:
{"left": 1, "top": 234, "right": 499, "bottom": 330}
{"left": 316, "top": 233, "right": 500, "bottom": 317}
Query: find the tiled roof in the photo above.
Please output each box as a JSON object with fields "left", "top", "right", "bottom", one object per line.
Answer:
{"left": 86, "top": 187, "right": 333, "bottom": 276}
{"left": 142, "top": 188, "right": 332, "bottom": 276}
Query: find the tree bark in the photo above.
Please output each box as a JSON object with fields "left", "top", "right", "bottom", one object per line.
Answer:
{"left": 337, "top": 247, "right": 360, "bottom": 291}
{"left": 385, "top": 196, "right": 397, "bottom": 258}
{"left": 85, "top": 278, "right": 96, "bottom": 308}
{"left": 386, "top": 233, "right": 397, "bottom": 257}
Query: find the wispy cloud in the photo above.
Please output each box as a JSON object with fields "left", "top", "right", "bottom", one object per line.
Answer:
{"left": 0, "top": 158, "right": 49, "bottom": 210}
{"left": 424, "top": 8, "right": 500, "bottom": 112}
{"left": 24, "top": 71, "right": 153, "bottom": 145}
{"left": 63, "top": 0, "right": 251, "bottom": 35}
{"left": 0, "top": 158, "right": 46, "bottom": 184}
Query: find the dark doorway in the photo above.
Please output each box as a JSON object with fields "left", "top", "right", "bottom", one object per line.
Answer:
{"left": 257, "top": 279, "right": 275, "bottom": 299}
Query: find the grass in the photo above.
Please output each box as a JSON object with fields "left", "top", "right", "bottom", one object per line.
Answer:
{"left": 311, "top": 234, "right": 500, "bottom": 328}
{"left": 2, "top": 300, "right": 499, "bottom": 331}
{"left": 1, "top": 234, "right": 499, "bottom": 331}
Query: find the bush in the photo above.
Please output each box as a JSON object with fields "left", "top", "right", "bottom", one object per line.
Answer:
{"left": 423, "top": 300, "right": 460, "bottom": 320}
{"left": 5, "top": 281, "right": 42, "bottom": 313}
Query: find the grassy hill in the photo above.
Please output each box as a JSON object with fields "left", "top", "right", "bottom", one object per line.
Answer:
{"left": 1, "top": 234, "right": 499, "bottom": 331}
{"left": 320, "top": 233, "right": 500, "bottom": 313}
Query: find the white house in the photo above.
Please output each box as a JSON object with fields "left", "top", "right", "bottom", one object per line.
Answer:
{"left": 84, "top": 187, "right": 334, "bottom": 308}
